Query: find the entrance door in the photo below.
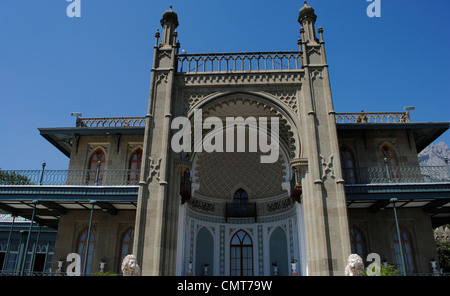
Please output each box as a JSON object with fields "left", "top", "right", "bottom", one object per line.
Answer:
{"left": 230, "top": 230, "right": 253, "bottom": 276}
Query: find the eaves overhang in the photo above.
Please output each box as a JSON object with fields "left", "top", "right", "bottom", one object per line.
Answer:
{"left": 38, "top": 126, "right": 145, "bottom": 157}
{"left": 337, "top": 122, "right": 450, "bottom": 153}
{"left": 345, "top": 183, "right": 450, "bottom": 228}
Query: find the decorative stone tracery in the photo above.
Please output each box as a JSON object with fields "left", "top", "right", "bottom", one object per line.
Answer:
{"left": 188, "top": 94, "right": 299, "bottom": 158}
{"left": 195, "top": 151, "right": 287, "bottom": 199}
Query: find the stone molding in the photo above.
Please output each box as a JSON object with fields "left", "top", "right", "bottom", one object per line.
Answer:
{"left": 177, "top": 71, "right": 303, "bottom": 87}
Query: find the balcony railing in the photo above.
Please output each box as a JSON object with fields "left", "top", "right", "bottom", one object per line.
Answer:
{"left": 335, "top": 112, "right": 410, "bottom": 124}
{"left": 343, "top": 166, "right": 450, "bottom": 185}
{"left": 225, "top": 202, "right": 257, "bottom": 222}
{"left": 3, "top": 166, "right": 447, "bottom": 187}
{"left": 177, "top": 51, "right": 303, "bottom": 73}
{"left": 0, "top": 169, "right": 141, "bottom": 186}
{"left": 76, "top": 117, "right": 146, "bottom": 128}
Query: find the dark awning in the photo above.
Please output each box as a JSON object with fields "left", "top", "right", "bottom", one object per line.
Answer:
{"left": 345, "top": 183, "right": 450, "bottom": 228}
{"left": 337, "top": 122, "right": 450, "bottom": 153}
{"left": 0, "top": 186, "right": 138, "bottom": 229}
{"left": 39, "top": 127, "right": 145, "bottom": 157}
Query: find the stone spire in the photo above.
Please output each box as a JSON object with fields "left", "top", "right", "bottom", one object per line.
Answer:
{"left": 298, "top": 1, "right": 318, "bottom": 43}
{"left": 160, "top": 5, "right": 179, "bottom": 47}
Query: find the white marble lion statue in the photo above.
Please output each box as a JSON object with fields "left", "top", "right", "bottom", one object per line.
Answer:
{"left": 121, "top": 254, "right": 141, "bottom": 276}
{"left": 345, "top": 254, "right": 364, "bottom": 276}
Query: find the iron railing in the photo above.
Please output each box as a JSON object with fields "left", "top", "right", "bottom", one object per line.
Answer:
{"left": 177, "top": 51, "right": 303, "bottom": 73}
{"left": 225, "top": 202, "right": 257, "bottom": 222}
{"left": 76, "top": 117, "right": 145, "bottom": 128}
{"left": 335, "top": 112, "right": 410, "bottom": 124}
{"left": 2, "top": 166, "right": 447, "bottom": 186}
{"left": 0, "top": 169, "right": 141, "bottom": 186}
{"left": 343, "top": 166, "right": 450, "bottom": 184}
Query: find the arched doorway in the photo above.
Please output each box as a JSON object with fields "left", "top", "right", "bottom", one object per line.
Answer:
{"left": 87, "top": 148, "right": 106, "bottom": 185}
{"left": 196, "top": 227, "right": 214, "bottom": 276}
{"left": 128, "top": 148, "right": 142, "bottom": 185}
{"left": 269, "top": 227, "right": 288, "bottom": 276}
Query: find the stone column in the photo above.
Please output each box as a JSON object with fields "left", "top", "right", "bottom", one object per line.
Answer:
{"left": 133, "top": 7, "right": 181, "bottom": 275}
{"left": 318, "top": 27, "right": 351, "bottom": 275}
{"left": 297, "top": 2, "right": 351, "bottom": 275}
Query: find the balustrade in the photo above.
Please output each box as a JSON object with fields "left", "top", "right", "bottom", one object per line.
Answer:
{"left": 335, "top": 112, "right": 410, "bottom": 124}
{"left": 0, "top": 169, "right": 141, "bottom": 186}
{"left": 177, "top": 51, "right": 302, "bottom": 73}
{"left": 342, "top": 166, "right": 450, "bottom": 184}
{"left": 76, "top": 117, "right": 145, "bottom": 128}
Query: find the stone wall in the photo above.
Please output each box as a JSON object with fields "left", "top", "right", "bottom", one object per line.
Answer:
{"left": 338, "top": 129, "right": 420, "bottom": 167}
{"left": 52, "top": 210, "right": 136, "bottom": 274}
{"left": 348, "top": 207, "right": 437, "bottom": 273}
{"left": 68, "top": 134, "right": 144, "bottom": 170}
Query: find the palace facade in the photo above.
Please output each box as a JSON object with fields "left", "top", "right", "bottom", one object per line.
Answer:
{"left": 1, "top": 3, "right": 449, "bottom": 276}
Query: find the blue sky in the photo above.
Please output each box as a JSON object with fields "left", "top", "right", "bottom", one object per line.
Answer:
{"left": 0, "top": 0, "right": 449, "bottom": 170}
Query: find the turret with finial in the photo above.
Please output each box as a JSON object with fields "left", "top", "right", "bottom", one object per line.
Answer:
{"left": 298, "top": 0, "right": 318, "bottom": 43}
{"left": 160, "top": 4, "right": 179, "bottom": 47}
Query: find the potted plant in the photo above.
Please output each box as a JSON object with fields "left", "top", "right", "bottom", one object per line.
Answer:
{"left": 99, "top": 257, "right": 107, "bottom": 273}
{"left": 272, "top": 261, "right": 278, "bottom": 276}
{"left": 203, "top": 263, "right": 209, "bottom": 276}
{"left": 291, "top": 259, "right": 298, "bottom": 276}
{"left": 188, "top": 260, "right": 193, "bottom": 275}
{"left": 57, "top": 256, "right": 65, "bottom": 272}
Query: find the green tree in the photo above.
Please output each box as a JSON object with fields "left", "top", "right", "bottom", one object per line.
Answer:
{"left": 93, "top": 272, "right": 117, "bottom": 276}
{"left": 436, "top": 240, "right": 450, "bottom": 273}
{"left": 363, "top": 264, "right": 399, "bottom": 276}
{"left": 0, "top": 169, "right": 33, "bottom": 185}
{"left": 379, "top": 264, "right": 400, "bottom": 276}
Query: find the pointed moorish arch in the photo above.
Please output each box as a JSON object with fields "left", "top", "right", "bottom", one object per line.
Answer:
{"left": 186, "top": 92, "right": 302, "bottom": 160}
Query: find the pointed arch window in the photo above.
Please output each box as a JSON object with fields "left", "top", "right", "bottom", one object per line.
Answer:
{"left": 87, "top": 148, "right": 106, "bottom": 185}
{"left": 230, "top": 230, "right": 253, "bottom": 276}
{"left": 379, "top": 144, "right": 399, "bottom": 181}
{"left": 76, "top": 227, "right": 95, "bottom": 275}
{"left": 118, "top": 227, "right": 134, "bottom": 274}
{"left": 226, "top": 189, "right": 256, "bottom": 222}
{"left": 393, "top": 226, "right": 417, "bottom": 275}
{"left": 128, "top": 148, "right": 142, "bottom": 185}
{"left": 350, "top": 226, "right": 367, "bottom": 260}
{"left": 233, "top": 189, "right": 248, "bottom": 205}
{"left": 340, "top": 145, "right": 357, "bottom": 184}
